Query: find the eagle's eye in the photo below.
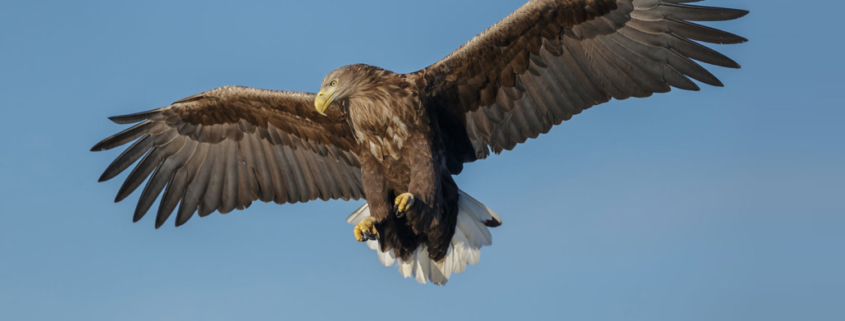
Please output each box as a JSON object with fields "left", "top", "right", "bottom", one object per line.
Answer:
{"left": 330, "top": 80, "right": 338, "bottom": 87}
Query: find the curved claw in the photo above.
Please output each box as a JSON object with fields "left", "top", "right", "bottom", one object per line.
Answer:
{"left": 363, "top": 231, "right": 377, "bottom": 241}
{"left": 394, "top": 193, "right": 415, "bottom": 216}
{"left": 354, "top": 217, "right": 379, "bottom": 242}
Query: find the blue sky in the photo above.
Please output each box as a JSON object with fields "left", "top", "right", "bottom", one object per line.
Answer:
{"left": 0, "top": 0, "right": 842, "bottom": 320}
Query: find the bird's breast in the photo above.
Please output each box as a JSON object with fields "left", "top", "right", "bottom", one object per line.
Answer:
{"left": 349, "top": 100, "right": 414, "bottom": 162}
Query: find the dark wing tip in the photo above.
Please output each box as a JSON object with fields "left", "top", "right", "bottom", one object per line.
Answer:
{"left": 716, "top": 8, "right": 748, "bottom": 21}
{"left": 665, "top": 4, "right": 750, "bottom": 21}
{"left": 175, "top": 211, "right": 195, "bottom": 227}
{"left": 715, "top": 56, "right": 742, "bottom": 69}
{"left": 90, "top": 136, "right": 123, "bottom": 152}
{"left": 115, "top": 185, "right": 135, "bottom": 203}
{"left": 108, "top": 108, "right": 162, "bottom": 124}
{"left": 91, "top": 142, "right": 106, "bottom": 152}
{"left": 728, "top": 61, "right": 742, "bottom": 69}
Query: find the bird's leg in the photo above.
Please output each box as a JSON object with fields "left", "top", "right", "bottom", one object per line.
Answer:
{"left": 393, "top": 193, "right": 415, "bottom": 217}
{"left": 356, "top": 152, "right": 389, "bottom": 242}
{"left": 354, "top": 217, "right": 380, "bottom": 242}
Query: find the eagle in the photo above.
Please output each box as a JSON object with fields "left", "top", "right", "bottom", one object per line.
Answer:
{"left": 92, "top": 0, "right": 747, "bottom": 285}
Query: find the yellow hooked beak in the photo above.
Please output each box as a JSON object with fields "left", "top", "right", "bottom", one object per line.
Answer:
{"left": 314, "top": 89, "right": 335, "bottom": 116}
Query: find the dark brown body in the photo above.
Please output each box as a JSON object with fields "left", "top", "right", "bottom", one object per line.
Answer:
{"left": 360, "top": 140, "right": 460, "bottom": 261}
{"left": 344, "top": 67, "right": 459, "bottom": 261}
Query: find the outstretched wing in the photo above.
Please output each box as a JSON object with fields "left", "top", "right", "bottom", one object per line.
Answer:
{"left": 422, "top": 0, "right": 747, "bottom": 161}
{"left": 92, "top": 86, "right": 364, "bottom": 228}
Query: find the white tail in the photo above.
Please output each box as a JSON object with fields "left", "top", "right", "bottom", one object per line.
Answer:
{"left": 346, "top": 189, "right": 502, "bottom": 285}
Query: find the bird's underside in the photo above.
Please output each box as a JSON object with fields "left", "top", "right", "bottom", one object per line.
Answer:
{"left": 91, "top": 0, "right": 747, "bottom": 285}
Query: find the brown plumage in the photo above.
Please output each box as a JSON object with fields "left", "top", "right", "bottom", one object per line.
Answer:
{"left": 92, "top": 0, "right": 747, "bottom": 285}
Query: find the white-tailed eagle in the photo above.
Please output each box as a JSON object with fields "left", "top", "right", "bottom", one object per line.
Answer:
{"left": 92, "top": 0, "right": 747, "bottom": 285}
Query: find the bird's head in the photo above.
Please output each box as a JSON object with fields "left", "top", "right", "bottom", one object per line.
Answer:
{"left": 314, "top": 64, "right": 383, "bottom": 115}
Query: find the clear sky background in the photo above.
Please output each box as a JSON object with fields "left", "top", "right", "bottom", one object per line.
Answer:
{"left": 0, "top": 0, "right": 841, "bottom": 320}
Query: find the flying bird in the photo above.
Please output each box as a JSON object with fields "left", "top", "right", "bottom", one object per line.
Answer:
{"left": 91, "top": 0, "right": 747, "bottom": 285}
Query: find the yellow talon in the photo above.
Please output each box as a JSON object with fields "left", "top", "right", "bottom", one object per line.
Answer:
{"left": 394, "top": 193, "right": 415, "bottom": 213}
{"left": 354, "top": 217, "right": 379, "bottom": 242}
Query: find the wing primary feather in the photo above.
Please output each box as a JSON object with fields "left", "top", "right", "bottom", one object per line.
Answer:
{"left": 200, "top": 142, "right": 227, "bottom": 217}
{"left": 91, "top": 121, "right": 152, "bottom": 151}
{"left": 236, "top": 160, "right": 256, "bottom": 211}
{"left": 618, "top": 27, "right": 739, "bottom": 68}
{"left": 516, "top": 73, "right": 553, "bottom": 137}
{"left": 573, "top": 37, "right": 637, "bottom": 99}
{"left": 133, "top": 159, "right": 169, "bottom": 222}
{"left": 108, "top": 108, "right": 163, "bottom": 124}
{"left": 626, "top": 18, "right": 747, "bottom": 44}
{"left": 663, "top": 64, "right": 701, "bottom": 91}
{"left": 550, "top": 50, "right": 600, "bottom": 109}
{"left": 667, "top": 49, "right": 722, "bottom": 87}
{"left": 156, "top": 169, "right": 187, "bottom": 228}
{"left": 135, "top": 139, "right": 196, "bottom": 224}
{"left": 220, "top": 139, "right": 240, "bottom": 214}
{"left": 273, "top": 145, "right": 301, "bottom": 203}
{"left": 243, "top": 132, "right": 274, "bottom": 202}
{"left": 317, "top": 155, "right": 343, "bottom": 200}
{"left": 609, "top": 31, "right": 722, "bottom": 87}
{"left": 654, "top": 4, "right": 749, "bottom": 22}
{"left": 324, "top": 158, "right": 348, "bottom": 200}
{"left": 283, "top": 146, "right": 312, "bottom": 202}
{"left": 259, "top": 137, "right": 287, "bottom": 204}
{"left": 98, "top": 135, "right": 152, "bottom": 182}
{"left": 581, "top": 38, "right": 652, "bottom": 97}
{"left": 594, "top": 36, "right": 669, "bottom": 93}
{"left": 115, "top": 132, "right": 184, "bottom": 203}
{"left": 557, "top": 42, "right": 610, "bottom": 105}
{"left": 176, "top": 143, "right": 212, "bottom": 226}
{"left": 665, "top": 32, "right": 741, "bottom": 68}
{"left": 297, "top": 150, "right": 325, "bottom": 201}
{"left": 535, "top": 49, "right": 585, "bottom": 115}
{"left": 524, "top": 54, "right": 568, "bottom": 124}
{"left": 561, "top": 35, "right": 627, "bottom": 100}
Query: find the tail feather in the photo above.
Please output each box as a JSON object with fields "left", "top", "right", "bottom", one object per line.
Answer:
{"left": 346, "top": 204, "right": 370, "bottom": 226}
{"left": 457, "top": 191, "right": 503, "bottom": 227}
{"left": 346, "top": 189, "right": 502, "bottom": 285}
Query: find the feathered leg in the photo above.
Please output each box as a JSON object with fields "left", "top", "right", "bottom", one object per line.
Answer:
{"left": 357, "top": 152, "right": 390, "bottom": 241}
{"left": 402, "top": 134, "right": 440, "bottom": 236}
